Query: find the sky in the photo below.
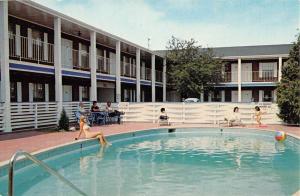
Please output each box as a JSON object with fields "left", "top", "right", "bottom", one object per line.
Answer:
{"left": 33, "top": 0, "right": 299, "bottom": 50}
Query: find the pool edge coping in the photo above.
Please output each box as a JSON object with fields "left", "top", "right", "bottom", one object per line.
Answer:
{"left": 1, "top": 125, "right": 299, "bottom": 167}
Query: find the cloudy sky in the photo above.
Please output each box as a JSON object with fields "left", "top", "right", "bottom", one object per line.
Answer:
{"left": 33, "top": 0, "right": 299, "bottom": 50}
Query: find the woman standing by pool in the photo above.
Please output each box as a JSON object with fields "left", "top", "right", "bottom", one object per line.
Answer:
{"left": 253, "top": 106, "right": 266, "bottom": 127}
{"left": 75, "top": 116, "right": 110, "bottom": 146}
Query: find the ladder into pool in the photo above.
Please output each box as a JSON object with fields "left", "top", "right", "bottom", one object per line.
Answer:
{"left": 7, "top": 150, "right": 87, "bottom": 196}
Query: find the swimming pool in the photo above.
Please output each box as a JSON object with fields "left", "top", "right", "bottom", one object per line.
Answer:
{"left": 0, "top": 128, "right": 299, "bottom": 196}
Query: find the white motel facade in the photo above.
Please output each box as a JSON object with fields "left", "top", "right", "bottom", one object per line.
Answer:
{"left": 0, "top": 1, "right": 291, "bottom": 132}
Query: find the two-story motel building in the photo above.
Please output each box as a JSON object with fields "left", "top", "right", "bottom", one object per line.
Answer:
{"left": 0, "top": 1, "right": 291, "bottom": 132}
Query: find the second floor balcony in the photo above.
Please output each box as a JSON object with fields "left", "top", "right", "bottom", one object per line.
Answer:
{"left": 9, "top": 34, "right": 54, "bottom": 65}
{"left": 96, "top": 55, "right": 114, "bottom": 75}
{"left": 155, "top": 70, "right": 163, "bottom": 82}
{"left": 223, "top": 71, "right": 278, "bottom": 83}
{"left": 121, "top": 62, "right": 136, "bottom": 78}
{"left": 141, "top": 67, "right": 151, "bottom": 81}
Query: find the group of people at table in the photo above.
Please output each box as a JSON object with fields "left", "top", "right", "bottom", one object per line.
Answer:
{"left": 78, "top": 101, "right": 123, "bottom": 125}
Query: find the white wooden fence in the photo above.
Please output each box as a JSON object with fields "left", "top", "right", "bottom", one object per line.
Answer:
{"left": 117, "top": 102, "right": 281, "bottom": 125}
{"left": 0, "top": 102, "right": 281, "bottom": 131}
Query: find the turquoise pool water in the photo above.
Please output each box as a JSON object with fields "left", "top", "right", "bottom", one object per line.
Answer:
{"left": 0, "top": 128, "right": 299, "bottom": 196}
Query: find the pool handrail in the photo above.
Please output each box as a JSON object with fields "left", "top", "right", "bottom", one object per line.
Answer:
{"left": 8, "top": 150, "right": 87, "bottom": 196}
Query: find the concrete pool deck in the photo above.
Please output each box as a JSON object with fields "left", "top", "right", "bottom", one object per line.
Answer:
{"left": 0, "top": 123, "right": 299, "bottom": 163}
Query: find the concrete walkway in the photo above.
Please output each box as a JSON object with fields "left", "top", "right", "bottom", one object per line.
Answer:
{"left": 0, "top": 123, "right": 299, "bottom": 163}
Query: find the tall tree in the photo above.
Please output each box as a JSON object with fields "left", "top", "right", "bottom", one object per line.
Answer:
{"left": 166, "top": 36, "right": 223, "bottom": 98}
{"left": 276, "top": 34, "right": 300, "bottom": 124}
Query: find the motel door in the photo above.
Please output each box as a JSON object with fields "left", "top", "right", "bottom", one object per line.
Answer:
{"left": 242, "top": 90, "right": 252, "bottom": 102}
{"left": 61, "top": 39, "right": 73, "bottom": 68}
{"left": 63, "top": 85, "right": 72, "bottom": 101}
{"left": 242, "top": 63, "right": 252, "bottom": 82}
{"left": 231, "top": 64, "right": 238, "bottom": 82}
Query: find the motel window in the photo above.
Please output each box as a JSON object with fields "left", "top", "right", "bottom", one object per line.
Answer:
{"left": 263, "top": 90, "right": 272, "bottom": 102}
{"left": 82, "top": 86, "right": 89, "bottom": 101}
{"left": 10, "top": 82, "right": 17, "bottom": 102}
{"left": 259, "top": 62, "right": 277, "bottom": 78}
{"left": 33, "top": 83, "right": 45, "bottom": 102}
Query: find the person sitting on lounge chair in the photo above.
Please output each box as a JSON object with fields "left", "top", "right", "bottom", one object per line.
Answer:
{"left": 159, "top": 108, "right": 169, "bottom": 125}
{"left": 106, "top": 101, "right": 124, "bottom": 124}
{"left": 224, "top": 107, "right": 243, "bottom": 127}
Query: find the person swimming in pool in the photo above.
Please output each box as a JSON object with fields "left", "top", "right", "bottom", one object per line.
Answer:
{"left": 75, "top": 116, "right": 110, "bottom": 146}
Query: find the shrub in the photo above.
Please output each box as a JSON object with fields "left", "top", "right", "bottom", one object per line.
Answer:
{"left": 58, "top": 108, "right": 70, "bottom": 131}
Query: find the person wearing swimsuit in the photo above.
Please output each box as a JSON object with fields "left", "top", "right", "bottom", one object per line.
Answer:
{"left": 75, "top": 116, "right": 110, "bottom": 146}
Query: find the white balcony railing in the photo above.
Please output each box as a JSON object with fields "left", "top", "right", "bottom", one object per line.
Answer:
{"left": 121, "top": 62, "right": 136, "bottom": 78}
{"left": 97, "top": 55, "right": 112, "bottom": 74}
{"left": 223, "top": 71, "right": 278, "bottom": 82}
{"left": 141, "top": 68, "right": 152, "bottom": 80}
{"left": 72, "top": 49, "right": 90, "bottom": 71}
{"left": 9, "top": 34, "right": 54, "bottom": 64}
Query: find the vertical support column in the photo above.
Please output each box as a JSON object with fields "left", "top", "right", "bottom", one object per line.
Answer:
{"left": 115, "top": 41, "right": 121, "bottom": 102}
{"left": 0, "top": 1, "right": 11, "bottom": 132}
{"left": 54, "top": 17, "right": 62, "bottom": 117}
{"left": 43, "top": 33, "right": 48, "bottom": 61}
{"left": 200, "top": 92, "right": 204, "bottom": 102}
{"left": 163, "top": 58, "right": 167, "bottom": 102}
{"left": 45, "top": 84, "right": 49, "bottom": 102}
{"left": 136, "top": 48, "right": 141, "bottom": 102}
{"left": 15, "top": 25, "right": 21, "bottom": 56}
{"left": 151, "top": 54, "right": 155, "bottom": 102}
{"left": 29, "top": 83, "right": 33, "bottom": 102}
{"left": 17, "top": 82, "right": 22, "bottom": 102}
{"left": 237, "top": 58, "right": 242, "bottom": 102}
{"left": 273, "top": 89, "right": 277, "bottom": 102}
{"left": 221, "top": 90, "right": 225, "bottom": 102}
{"left": 259, "top": 90, "right": 263, "bottom": 102}
{"left": 278, "top": 57, "right": 282, "bottom": 81}
{"left": 103, "top": 50, "right": 107, "bottom": 71}
{"left": 90, "top": 31, "right": 97, "bottom": 101}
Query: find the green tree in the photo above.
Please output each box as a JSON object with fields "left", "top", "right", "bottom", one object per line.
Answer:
{"left": 58, "top": 108, "right": 70, "bottom": 131}
{"left": 276, "top": 34, "right": 300, "bottom": 124}
{"left": 166, "top": 36, "right": 223, "bottom": 98}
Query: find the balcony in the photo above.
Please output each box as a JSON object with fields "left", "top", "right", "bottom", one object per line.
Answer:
{"left": 222, "top": 71, "right": 278, "bottom": 83}
{"left": 121, "top": 62, "right": 136, "bottom": 78}
{"left": 9, "top": 34, "right": 54, "bottom": 65}
{"left": 141, "top": 67, "right": 152, "bottom": 81}
{"left": 72, "top": 50, "right": 90, "bottom": 71}
{"left": 155, "top": 70, "right": 163, "bottom": 82}
{"left": 96, "top": 55, "right": 112, "bottom": 74}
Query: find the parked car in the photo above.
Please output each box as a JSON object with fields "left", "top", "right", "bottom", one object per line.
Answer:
{"left": 183, "top": 98, "right": 200, "bottom": 103}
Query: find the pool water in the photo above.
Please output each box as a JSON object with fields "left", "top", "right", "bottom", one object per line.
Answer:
{"left": 1, "top": 128, "right": 300, "bottom": 196}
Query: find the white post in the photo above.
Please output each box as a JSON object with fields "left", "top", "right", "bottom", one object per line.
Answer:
{"left": 208, "top": 93, "right": 212, "bottom": 102}
{"left": 0, "top": 1, "right": 11, "bottom": 131}
{"left": 259, "top": 90, "right": 263, "bottom": 102}
{"left": 17, "top": 82, "right": 22, "bottom": 102}
{"left": 278, "top": 57, "right": 282, "bottom": 81}
{"left": 78, "top": 43, "right": 82, "bottom": 68}
{"left": 163, "top": 58, "right": 167, "bottom": 102}
{"left": 151, "top": 54, "right": 156, "bottom": 102}
{"left": 45, "top": 84, "right": 49, "bottom": 102}
{"left": 54, "top": 17, "right": 62, "bottom": 117}
{"left": 27, "top": 28, "right": 33, "bottom": 58}
{"left": 136, "top": 48, "right": 141, "bottom": 102}
{"left": 116, "top": 41, "right": 121, "bottom": 102}
{"left": 15, "top": 24, "right": 21, "bottom": 56}
{"left": 237, "top": 58, "right": 242, "bottom": 102}
{"left": 79, "top": 86, "right": 83, "bottom": 101}
{"left": 90, "top": 31, "right": 97, "bottom": 101}
{"left": 29, "top": 83, "right": 33, "bottom": 102}
{"left": 104, "top": 49, "right": 107, "bottom": 71}
{"left": 221, "top": 90, "right": 225, "bottom": 102}
{"left": 43, "top": 33, "right": 48, "bottom": 61}
{"left": 200, "top": 92, "right": 204, "bottom": 102}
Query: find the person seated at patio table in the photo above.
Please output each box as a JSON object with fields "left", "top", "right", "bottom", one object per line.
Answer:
{"left": 75, "top": 116, "right": 110, "bottom": 146}
{"left": 224, "top": 107, "right": 243, "bottom": 127}
{"left": 105, "top": 101, "right": 123, "bottom": 124}
{"left": 91, "top": 101, "right": 100, "bottom": 112}
{"left": 78, "top": 102, "right": 90, "bottom": 116}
